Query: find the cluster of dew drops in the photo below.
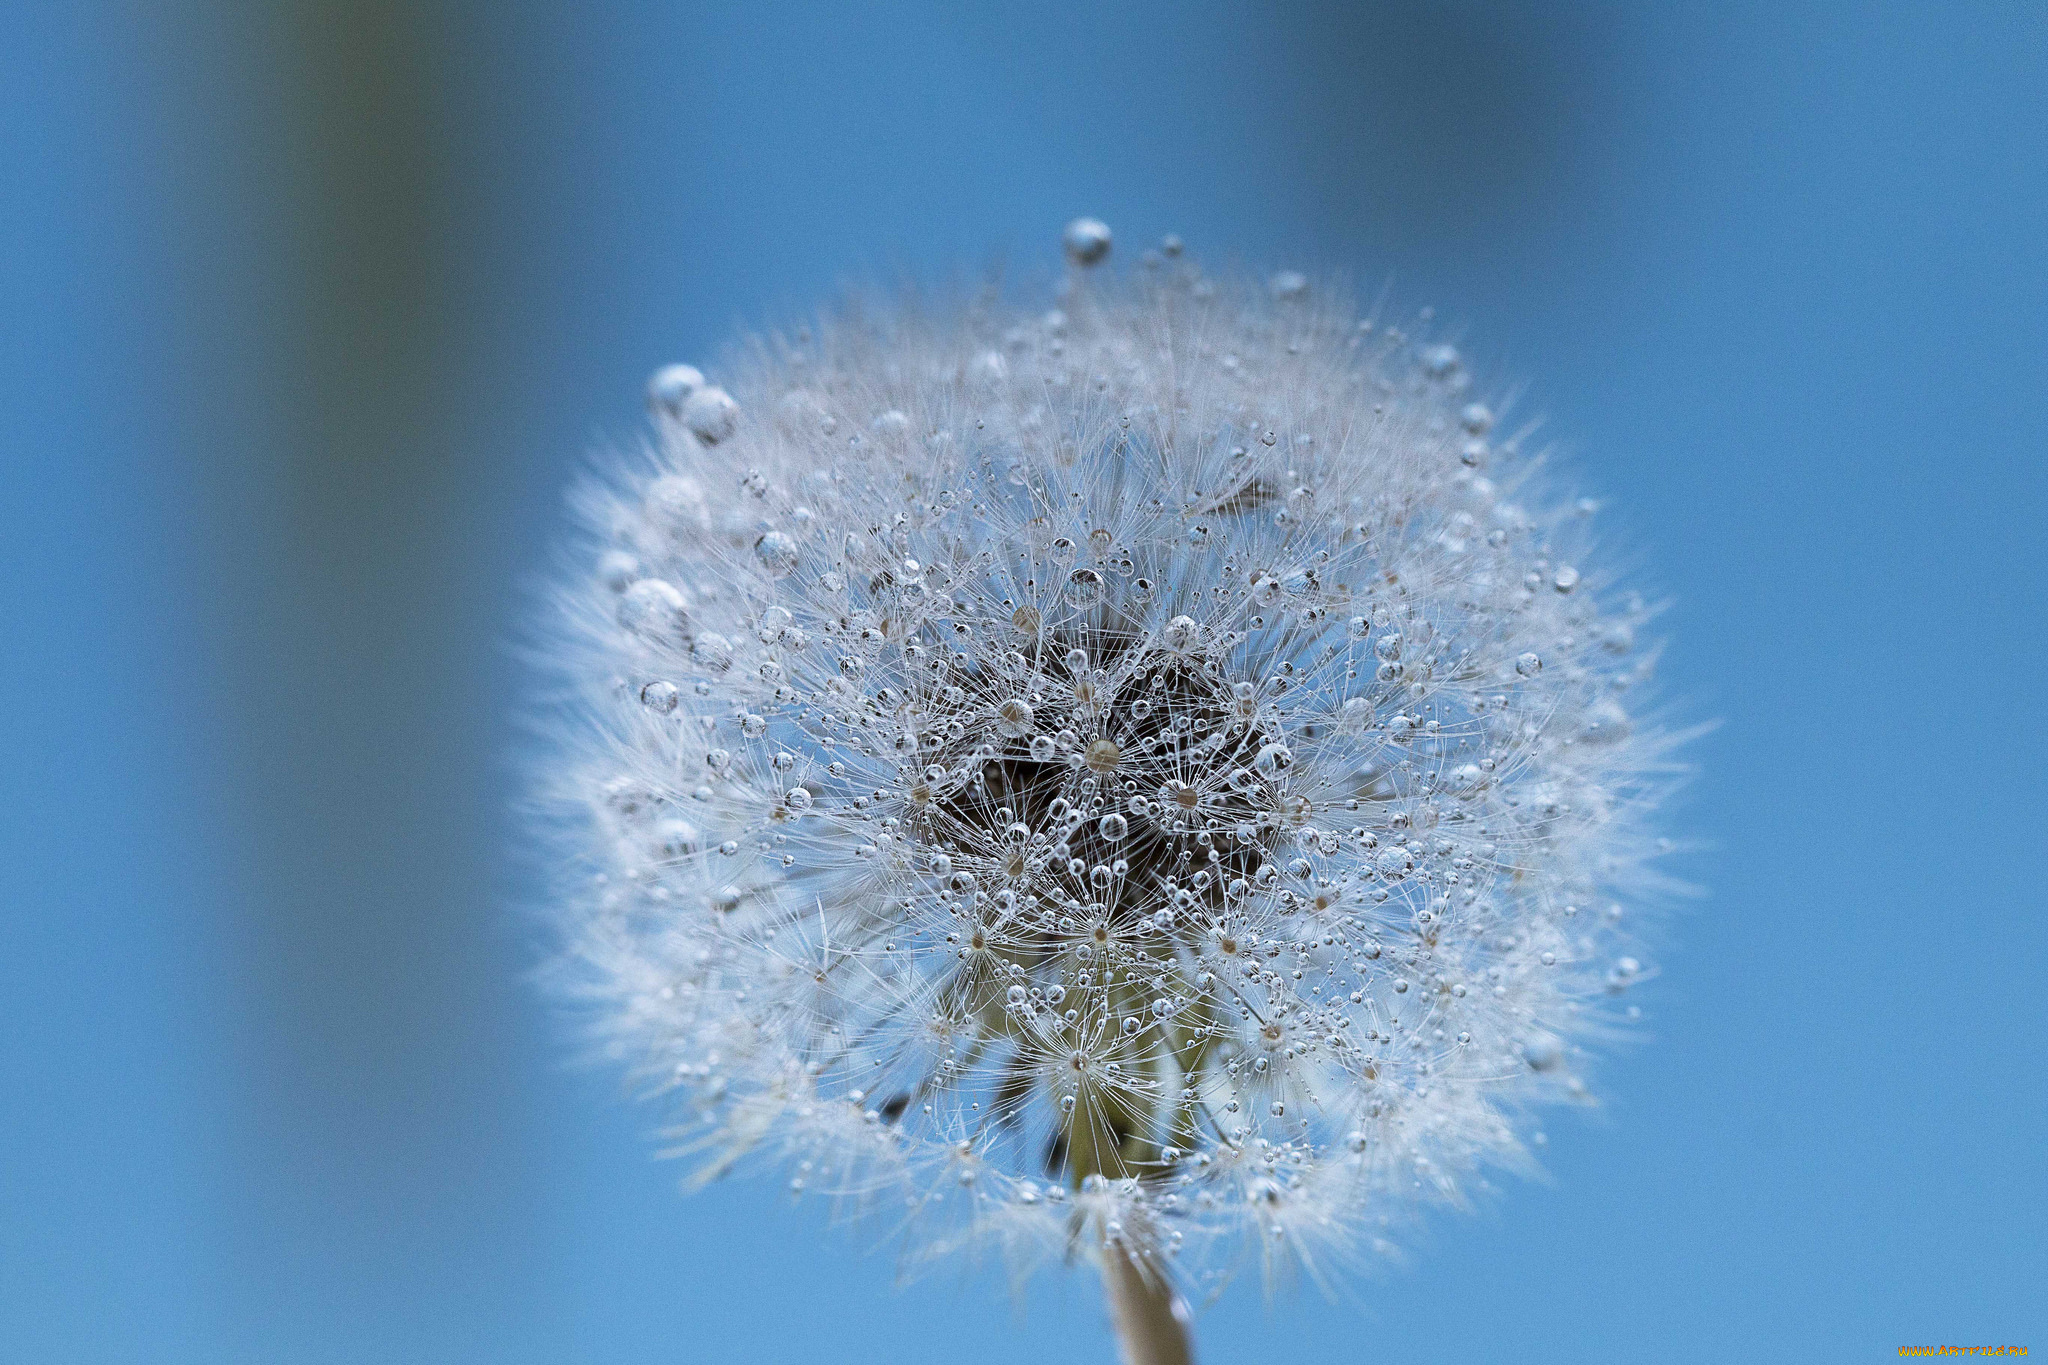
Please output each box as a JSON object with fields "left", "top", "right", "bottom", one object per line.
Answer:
{"left": 563, "top": 220, "right": 1670, "bottom": 1267}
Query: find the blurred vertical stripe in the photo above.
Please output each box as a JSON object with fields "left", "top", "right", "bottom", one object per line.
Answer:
{"left": 207, "top": 2, "right": 562, "bottom": 1358}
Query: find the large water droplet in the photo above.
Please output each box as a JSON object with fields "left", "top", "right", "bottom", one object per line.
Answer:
{"left": 1062, "top": 217, "right": 1111, "bottom": 267}
{"left": 639, "top": 680, "right": 679, "bottom": 714}
{"left": 646, "top": 363, "right": 703, "bottom": 418}
{"left": 617, "top": 578, "right": 689, "bottom": 643}
{"left": 754, "top": 531, "right": 799, "bottom": 578}
{"left": 683, "top": 386, "right": 739, "bottom": 444}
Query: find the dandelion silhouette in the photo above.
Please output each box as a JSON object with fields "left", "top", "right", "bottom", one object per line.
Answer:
{"left": 534, "top": 221, "right": 1681, "bottom": 1364}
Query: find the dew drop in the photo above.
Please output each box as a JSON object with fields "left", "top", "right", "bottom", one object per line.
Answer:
{"left": 639, "top": 680, "right": 679, "bottom": 714}
{"left": 754, "top": 531, "right": 800, "bottom": 579}
{"left": 1062, "top": 217, "right": 1112, "bottom": 267}
{"left": 682, "top": 386, "right": 740, "bottom": 444}
{"left": 617, "top": 578, "right": 689, "bottom": 643}
{"left": 646, "top": 363, "right": 704, "bottom": 418}
{"left": 997, "top": 698, "right": 1036, "bottom": 737}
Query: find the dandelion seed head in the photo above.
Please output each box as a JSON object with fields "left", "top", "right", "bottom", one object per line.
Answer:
{"left": 536, "top": 228, "right": 1681, "bottom": 1293}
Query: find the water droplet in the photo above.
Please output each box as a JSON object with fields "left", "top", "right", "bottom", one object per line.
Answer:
{"left": 1006, "top": 984, "right": 1028, "bottom": 1007}
{"left": 692, "top": 634, "right": 733, "bottom": 670}
{"left": 1030, "top": 735, "right": 1057, "bottom": 761}
{"left": 1066, "top": 568, "right": 1104, "bottom": 606}
{"left": 1515, "top": 652, "right": 1543, "bottom": 677}
{"left": 682, "top": 386, "right": 739, "bottom": 444}
{"left": 617, "top": 579, "right": 689, "bottom": 643}
{"left": 1374, "top": 632, "right": 1403, "bottom": 662}
{"left": 646, "top": 363, "right": 705, "bottom": 418}
{"left": 784, "top": 787, "right": 812, "bottom": 813}
{"left": 997, "top": 698, "right": 1035, "bottom": 737}
{"left": 639, "top": 680, "right": 679, "bottom": 714}
{"left": 754, "top": 531, "right": 799, "bottom": 578}
{"left": 740, "top": 713, "right": 767, "bottom": 738}
{"left": 1098, "top": 813, "right": 1128, "bottom": 842}
{"left": 1062, "top": 217, "right": 1112, "bottom": 266}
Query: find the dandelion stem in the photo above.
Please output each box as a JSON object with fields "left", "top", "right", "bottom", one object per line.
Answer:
{"left": 1102, "top": 1243, "right": 1194, "bottom": 1365}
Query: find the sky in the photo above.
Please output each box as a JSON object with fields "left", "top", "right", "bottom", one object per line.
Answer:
{"left": 3, "top": 2, "right": 2043, "bottom": 1362}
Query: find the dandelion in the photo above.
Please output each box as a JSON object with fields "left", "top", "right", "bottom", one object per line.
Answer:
{"left": 533, "top": 221, "right": 1683, "bottom": 1364}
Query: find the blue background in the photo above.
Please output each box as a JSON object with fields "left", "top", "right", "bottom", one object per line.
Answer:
{"left": 4, "top": 3, "right": 2042, "bottom": 1361}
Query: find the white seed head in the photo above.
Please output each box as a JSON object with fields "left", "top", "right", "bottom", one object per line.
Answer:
{"left": 535, "top": 237, "right": 1681, "bottom": 1293}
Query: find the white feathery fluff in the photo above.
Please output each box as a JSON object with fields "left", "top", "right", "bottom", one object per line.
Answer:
{"left": 532, "top": 230, "right": 1684, "bottom": 1301}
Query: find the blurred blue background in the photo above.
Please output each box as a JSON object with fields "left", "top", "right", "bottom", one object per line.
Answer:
{"left": 4, "top": 2, "right": 2042, "bottom": 1361}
